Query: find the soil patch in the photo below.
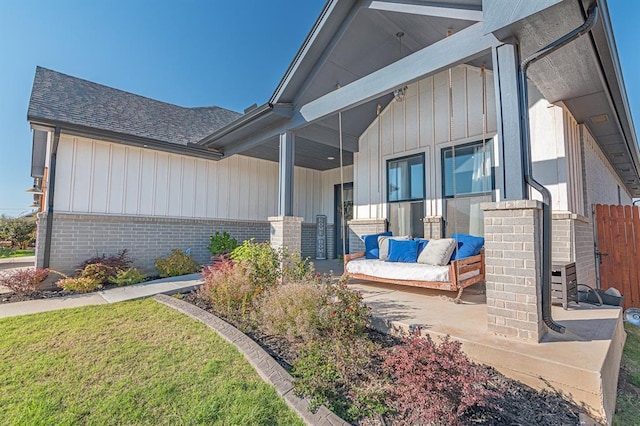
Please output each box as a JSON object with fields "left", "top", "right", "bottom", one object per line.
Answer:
{"left": 0, "top": 276, "right": 162, "bottom": 305}
{"left": 179, "top": 292, "right": 592, "bottom": 425}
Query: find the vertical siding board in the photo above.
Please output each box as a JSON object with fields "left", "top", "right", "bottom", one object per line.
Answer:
{"left": 405, "top": 92, "right": 418, "bottom": 151}
{"left": 124, "top": 147, "right": 141, "bottom": 215}
{"left": 216, "top": 157, "right": 230, "bottom": 219}
{"left": 108, "top": 144, "right": 126, "bottom": 215}
{"left": 181, "top": 158, "right": 196, "bottom": 218}
{"left": 91, "top": 142, "right": 110, "bottom": 213}
{"left": 154, "top": 152, "right": 169, "bottom": 216}
{"left": 452, "top": 66, "right": 467, "bottom": 140}
{"left": 53, "top": 138, "right": 73, "bottom": 212}
{"left": 138, "top": 150, "right": 155, "bottom": 216}
{"left": 207, "top": 161, "right": 218, "bottom": 219}
{"left": 194, "top": 159, "right": 207, "bottom": 218}
{"left": 72, "top": 139, "right": 95, "bottom": 213}
{"left": 418, "top": 77, "right": 434, "bottom": 148}
{"left": 467, "top": 67, "right": 483, "bottom": 138}
{"left": 433, "top": 71, "right": 450, "bottom": 144}
{"left": 167, "top": 155, "right": 182, "bottom": 217}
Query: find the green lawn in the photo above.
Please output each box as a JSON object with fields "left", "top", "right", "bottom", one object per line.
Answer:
{"left": 0, "top": 299, "right": 302, "bottom": 425}
{"left": 0, "top": 249, "right": 34, "bottom": 258}
{"left": 614, "top": 323, "right": 640, "bottom": 425}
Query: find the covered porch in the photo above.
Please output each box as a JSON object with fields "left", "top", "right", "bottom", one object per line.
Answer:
{"left": 315, "top": 258, "right": 624, "bottom": 423}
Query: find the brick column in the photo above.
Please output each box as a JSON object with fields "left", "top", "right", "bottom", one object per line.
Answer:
{"left": 423, "top": 216, "right": 443, "bottom": 239}
{"left": 34, "top": 212, "right": 48, "bottom": 269}
{"left": 481, "top": 200, "right": 547, "bottom": 342}
{"left": 269, "top": 216, "right": 303, "bottom": 253}
{"left": 347, "top": 219, "right": 387, "bottom": 253}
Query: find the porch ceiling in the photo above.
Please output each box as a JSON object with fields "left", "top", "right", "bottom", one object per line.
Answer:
{"left": 223, "top": 0, "right": 485, "bottom": 171}
{"left": 491, "top": 0, "right": 640, "bottom": 196}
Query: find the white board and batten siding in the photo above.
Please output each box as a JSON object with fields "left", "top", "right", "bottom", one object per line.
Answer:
{"left": 353, "top": 65, "right": 498, "bottom": 220}
{"left": 53, "top": 135, "right": 352, "bottom": 224}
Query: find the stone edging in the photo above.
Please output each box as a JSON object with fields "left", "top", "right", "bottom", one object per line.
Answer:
{"left": 153, "top": 294, "right": 350, "bottom": 426}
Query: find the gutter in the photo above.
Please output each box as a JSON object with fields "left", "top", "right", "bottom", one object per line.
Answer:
{"left": 519, "top": 4, "right": 599, "bottom": 334}
{"left": 42, "top": 127, "right": 60, "bottom": 269}
{"left": 27, "top": 119, "right": 223, "bottom": 160}
{"left": 198, "top": 102, "right": 293, "bottom": 147}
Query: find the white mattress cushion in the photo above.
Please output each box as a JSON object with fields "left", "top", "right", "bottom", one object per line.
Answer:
{"left": 346, "top": 258, "right": 451, "bottom": 282}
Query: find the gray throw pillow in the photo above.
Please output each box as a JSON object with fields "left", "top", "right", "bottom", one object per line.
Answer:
{"left": 378, "top": 235, "right": 410, "bottom": 260}
{"left": 417, "top": 238, "right": 457, "bottom": 266}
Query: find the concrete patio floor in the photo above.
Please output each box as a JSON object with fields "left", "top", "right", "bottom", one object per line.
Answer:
{"left": 314, "top": 259, "right": 624, "bottom": 424}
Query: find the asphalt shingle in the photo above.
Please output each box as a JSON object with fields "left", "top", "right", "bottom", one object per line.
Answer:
{"left": 27, "top": 67, "right": 242, "bottom": 145}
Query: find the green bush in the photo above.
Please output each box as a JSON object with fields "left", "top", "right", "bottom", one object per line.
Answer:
{"left": 231, "top": 240, "right": 281, "bottom": 287}
{"left": 80, "top": 263, "right": 116, "bottom": 285}
{"left": 317, "top": 277, "right": 370, "bottom": 339}
{"left": 155, "top": 249, "right": 201, "bottom": 278}
{"left": 108, "top": 268, "right": 146, "bottom": 286}
{"left": 56, "top": 276, "right": 101, "bottom": 293}
{"left": 293, "top": 337, "right": 388, "bottom": 421}
{"left": 230, "top": 240, "right": 313, "bottom": 287}
{"left": 207, "top": 231, "right": 238, "bottom": 256}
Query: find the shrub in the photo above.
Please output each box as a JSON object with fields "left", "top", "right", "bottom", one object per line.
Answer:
{"left": 230, "top": 240, "right": 281, "bottom": 287}
{"left": 258, "top": 281, "right": 327, "bottom": 344}
{"left": 198, "top": 260, "right": 261, "bottom": 323}
{"left": 78, "top": 249, "right": 132, "bottom": 273}
{"left": 382, "top": 334, "right": 499, "bottom": 425}
{"left": 230, "top": 240, "right": 314, "bottom": 287}
{"left": 207, "top": 231, "right": 238, "bottom": 256}
{"left": 0, "top": 268, "right": 49, "bottom": 296}
{"left": 80, "top": 262, "right": 116, "bottom": 285}
{"left": 317, "top": 277, "right": 370, "bottom": 339}
{"left": 56, "top": 276, "right": 101, "bottom": 293}
{"left": 155, "top": 249, "right": 200, "bottom": 278}
{"left": 108, "top": 267, "right": 146, "bottom": 286}
{"left": 293, "top": 337, "right": 389, "bottom": 421}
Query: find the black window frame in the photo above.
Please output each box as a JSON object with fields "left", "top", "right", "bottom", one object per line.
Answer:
{"left": 441, "top": 139, "right": 495, "bottom": 199}
{"left": 386, "top": 152, "right": 426, "bottom": 203}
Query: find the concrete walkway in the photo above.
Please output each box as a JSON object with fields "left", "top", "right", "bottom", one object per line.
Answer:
{"left": 0, "top": 255, "right": 35, "bottom": 271}
{"left": 0, "top": 273, "right": 202, "bottom": 319}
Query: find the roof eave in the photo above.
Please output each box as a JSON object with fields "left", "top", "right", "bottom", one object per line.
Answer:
{"left": 28, "top": 117, "right": 224, "bottom": 161}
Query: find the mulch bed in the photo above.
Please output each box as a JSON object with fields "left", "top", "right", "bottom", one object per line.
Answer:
{"left": 0, "top": 277, "right": 162, "bottom": 305}
{"left": 180, "top": 292, "right": 591, "bottom": 426}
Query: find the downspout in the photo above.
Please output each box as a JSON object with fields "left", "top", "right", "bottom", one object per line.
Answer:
{"left": 42, "top": 127, "right": 60, "bottom": 269}
{"left": 519, "top": 5, "right": 599, "bottom": 334}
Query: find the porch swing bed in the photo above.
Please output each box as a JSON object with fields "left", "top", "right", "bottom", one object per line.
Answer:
{"left": 343, "top": 251, "right": 485, "bottom": 293}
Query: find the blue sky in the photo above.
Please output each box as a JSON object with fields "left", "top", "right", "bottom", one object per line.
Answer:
{"left": 0, "top": 1, "right": 639, "bottom": 217}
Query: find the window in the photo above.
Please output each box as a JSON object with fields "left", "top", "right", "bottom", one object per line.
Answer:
{"left": 387, "top": 154, "right": 425, "bottom": 237}
{"left": 442, "top": 140, "right": 493, "bottom": 236}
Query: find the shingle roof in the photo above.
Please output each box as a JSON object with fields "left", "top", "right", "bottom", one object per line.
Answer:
{"left": 27, "top": 67, "right": 242, "bottom": 145}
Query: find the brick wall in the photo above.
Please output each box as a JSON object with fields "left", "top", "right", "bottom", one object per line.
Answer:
{"left": 269, "top": 216, "right": 302, "bottom": 254}
{"left": 423, "top": 216, "right": 443, "bottom": 239}
{"left": 482, "top": 200, "right": 547, "bottom": 342}
{"left": 347, "top": 219, "right": 387, "bottom": 253}
{"left": 36, "top": 213, "right": 270, "bottom": 275}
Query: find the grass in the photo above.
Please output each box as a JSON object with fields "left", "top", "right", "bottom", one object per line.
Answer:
{"left": 0, "top": 299, "right": 303, "bottom": 425}
{"left": 0, "top": 249, "right": 34, "bottom": 258}
{"left": 614, "top": 323, "right": 640, "bottom": 425}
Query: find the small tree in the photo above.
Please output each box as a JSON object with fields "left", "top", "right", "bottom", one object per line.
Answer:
{"left": 0, "top": 216, "right": 36, "bottom": 249}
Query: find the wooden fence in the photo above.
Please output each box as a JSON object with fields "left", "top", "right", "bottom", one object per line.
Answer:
{"left": 594, "top": 204, "right": 640, "bottom": 310}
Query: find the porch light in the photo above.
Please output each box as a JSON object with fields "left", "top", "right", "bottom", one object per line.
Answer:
{"left": 393, "top": 32, "right": 407, "bottom": 102}
{"left": 25, "top": 185, "right": 43, "bottom": 195}
{"left": 327, "top": 156, "right": 335, "bottom": 160}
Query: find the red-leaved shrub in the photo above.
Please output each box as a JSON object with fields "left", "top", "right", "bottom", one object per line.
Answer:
{"left": 0, "top": 268, "right": 49, "bottom": 296}
{"left": 77, "top": 249, "right": 132, "bottom": 273}
{"left": 382, "top": 334, "right": 499, "bottom": 425}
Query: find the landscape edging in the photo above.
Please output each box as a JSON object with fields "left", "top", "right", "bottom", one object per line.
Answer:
{"left": 154, "top": 294, "right": 350, "bottom": 426}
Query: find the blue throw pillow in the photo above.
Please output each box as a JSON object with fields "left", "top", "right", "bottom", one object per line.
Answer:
{"left": 362, "top": 231, "right": 392, "bottom": 259}
{"left": 387, "top": 239, "right": 420, "bottom": 263}
{"left": 450, "top": 233, "right": 484, "bottom": 260}
{"left": 414, "top": 238, "right": 429, "bottom": 255}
